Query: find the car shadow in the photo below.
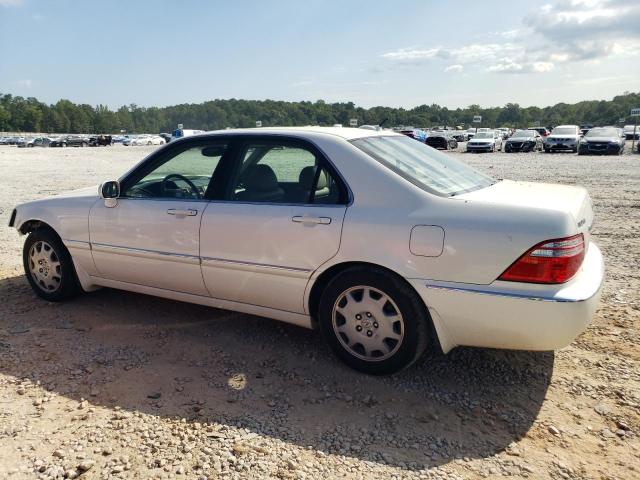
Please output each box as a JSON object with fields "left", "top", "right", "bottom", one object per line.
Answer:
{"left": 0, "top": 274, "right": 554, "bottom": 471}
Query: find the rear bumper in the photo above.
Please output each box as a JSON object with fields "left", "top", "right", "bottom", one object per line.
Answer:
{"left": 409, "top": 243, "right": 604, "bottom": 353}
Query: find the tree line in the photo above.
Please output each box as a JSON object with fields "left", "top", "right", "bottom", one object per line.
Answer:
{"left": 1, "top": 91, "right": 638, "bottom": 134}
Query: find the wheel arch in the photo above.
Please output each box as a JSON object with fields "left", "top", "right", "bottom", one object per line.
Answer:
{"left": 18, "top": 218, "right": 61, "bottom": 238}
{"left": 307, "top": 261, "right": 444, "bottom": 353}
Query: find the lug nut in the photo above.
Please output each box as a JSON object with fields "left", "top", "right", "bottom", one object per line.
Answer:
{"left": 356, "top": 325, "right": 363, "bottom": 332}
{"left": 366, "top": 312, "right": 372, "bottom": 318}
{"left": 355, "top": 314, "right": 362, "bottom": 320}
{"left": 373, "top": 322, "right": 379, "bottom": 328}
{"left": 366, "top": 330, "right": 373, "bottom": 337}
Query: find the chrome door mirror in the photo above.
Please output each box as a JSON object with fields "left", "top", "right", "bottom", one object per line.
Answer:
{"left": 99, "top": 181, "right": 120, "bottom": 208}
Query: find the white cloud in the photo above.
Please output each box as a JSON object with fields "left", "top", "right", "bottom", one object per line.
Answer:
{"left": 381, "top": 47, "right": 440, "bottom": 61}
{"left": 0, "top": 0, "right": 24, "bottom": 6}
{"left": 444, "top": 64, "right": 464, "bottom": 73}
{"left": 15, "top": 79, "right": 32, "bottom": 88}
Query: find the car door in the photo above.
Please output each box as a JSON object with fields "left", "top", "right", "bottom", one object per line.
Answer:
{"left": 200, "top": 136, "right": 349, "bottom": 314}
{"left": 89, "top": 139, "right": 230, "bottom": 296}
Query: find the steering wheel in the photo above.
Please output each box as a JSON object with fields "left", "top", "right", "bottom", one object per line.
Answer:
{"left": 160, "top": 174, "right": 202, "bottom": 199}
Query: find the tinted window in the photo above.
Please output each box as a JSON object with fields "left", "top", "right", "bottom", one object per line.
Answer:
{"left": 231, "top": 142, "right": 344, "bottom": 204}
{"left": 353, "top": 135, "right": 495, "bottom": 197}
{"left": 123, "top": 143, "right": 227, "bottom": 199}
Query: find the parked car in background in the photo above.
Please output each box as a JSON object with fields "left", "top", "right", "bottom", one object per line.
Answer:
{"left": 578, "top": 127, "right": 625, "bottom": 155}
{"left": 467, "top": 128, "right": 476, "bottom": 139}
{"left": 529, "top": 127, "right": 550, "bottom": 137}
{"left": 504, "top": 129, "right": 543, "bottom": 152}
{"left": 26, "top": 137, "right": 52, "bottom": 148}
{"left": 451, "top": 130, "right": 468, "bottom": 142}
{"left": 128, "top": 135, "right": 166, "bottom": 146}
{"left": 50, "top": 135, "right": 89, "bottom": 147}
{"left": 16, "top": 137, "right": 33, "bottom": 148}
{"left": 544, "top": 125, "right": 581, "bottom": 153}
{"left": 466, "top": 131, "right": 502, "bottom": 153}
{"left": 397, "top": 129, "right": 428, "bottom": 143}
{"left": 89, "top": 135, "right": 113, "bottom": 147}
{"left": 112, "top": 135, "right": 128, "bottom": 144}
{"left": 159, "top": 133, "right": 172, "bottom": 144}
{"left": 426, "top": 131, "right": 458, "bottom": 150}
{"left": 9, "top": 126, "right": 603, "bottom": 375}
{"left": 623, "top": 125, "right": 639, "bottom": 140}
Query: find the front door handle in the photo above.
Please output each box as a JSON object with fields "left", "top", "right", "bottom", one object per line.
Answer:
{"left": 167, "top": 208, "right": 198, "bottom": 216}
{"left": 292, "top": 215, "right": 331, "bottom": 225}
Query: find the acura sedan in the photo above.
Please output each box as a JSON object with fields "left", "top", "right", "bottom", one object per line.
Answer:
{"left": 9, "top": 127, "right": 604, "bottom": 374}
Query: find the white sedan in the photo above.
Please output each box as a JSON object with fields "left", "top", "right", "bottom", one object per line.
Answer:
{"left": 127, "top": 135, "right": 166, "bottom": 146}
{"left": 10, "top": 127, "right": 604, "bottom": 374}
{"left": 466, "top": 130, "right": 503, "bottom": 152}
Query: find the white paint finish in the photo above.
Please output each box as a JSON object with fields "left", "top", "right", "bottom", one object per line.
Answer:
{"left": 410, "top": 225, "right": 445, "bottom": 257}
{"left": 91, "top": 275, "right": 312, "bottom": 328}
{"left": 410, "top": 243, "right": 603, "bottom": 352}
{"left": 12, "top": 127, "right": 605, "bottom": 354}
{"left": 89, "top": 198, "right": 209, "bottom": 295}
{"left": 200, "top": 202, "right": 346, "bottom": 313}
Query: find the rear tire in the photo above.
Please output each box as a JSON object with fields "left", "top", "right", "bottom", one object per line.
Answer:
{"left": 318, "top": 266, "right": 431, "bottom": 375}
{"left": 23, "top": 229, "right": 82, "bottom": 302}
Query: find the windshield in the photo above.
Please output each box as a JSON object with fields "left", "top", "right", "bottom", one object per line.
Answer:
{"left": 586, "top": 128, "right": 617, "bottom": 137}
{"left": 551, "top": 127, "right": 577, "bottom": 135}
{"left": 511, "top": 130, "right": 534, "bottom": 138}
{"left": 473, "top": 132, "right": 494, "bottom": 139}
{"left": 352, "top": 135, "right": 495, "bottom": 197}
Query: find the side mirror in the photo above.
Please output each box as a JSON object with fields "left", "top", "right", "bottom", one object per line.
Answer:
{"left": 100, "top": 181, "right": 120, "bottom": 208}
{"left": 100, "top": 180, "right": 120, "bottom": 199}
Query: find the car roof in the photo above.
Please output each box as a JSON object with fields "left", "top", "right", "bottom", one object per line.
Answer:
{"left": 201, "top": 126, "right": 400, "bottom": 141}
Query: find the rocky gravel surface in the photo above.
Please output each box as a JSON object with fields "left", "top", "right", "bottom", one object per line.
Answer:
{"left": 0, "top": 143, "right": 638, "bottom": 479}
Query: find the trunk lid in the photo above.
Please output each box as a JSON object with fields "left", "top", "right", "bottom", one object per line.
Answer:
{"left": 458, "top": 180, "right": 594, "bottom": 239}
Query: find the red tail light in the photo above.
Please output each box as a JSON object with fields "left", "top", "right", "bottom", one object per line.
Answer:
{"left": 498, "top": 234, "right": 585, "bottom": 284}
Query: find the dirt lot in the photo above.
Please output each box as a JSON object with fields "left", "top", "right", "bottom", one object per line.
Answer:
{"left": 0, "top": 143, "right": 638, "bottom": 480}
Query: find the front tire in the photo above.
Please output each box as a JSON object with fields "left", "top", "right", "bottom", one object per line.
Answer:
{"left": 318, "top": 266, "right": 431, "bottom": 375}
{"left": 23, "top": 229, "right": 82, "bottom": 302}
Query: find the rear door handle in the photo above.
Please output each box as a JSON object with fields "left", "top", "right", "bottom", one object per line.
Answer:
{"left": 167, "top": 208, "right": 198, "bottom": 216}
{"left": 292, "top": 215, "right": 331, "bottom": 225}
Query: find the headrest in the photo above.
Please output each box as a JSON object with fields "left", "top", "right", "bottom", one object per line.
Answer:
{"left": 243, "top": 164, "right": 279, "bottom": 192}
{"left": 299, "top": 166, "right": 328, "bottom": 190}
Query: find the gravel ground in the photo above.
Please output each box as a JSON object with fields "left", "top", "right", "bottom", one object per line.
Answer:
{"left": 0, "top": 143, "right": 638, "bottom": 480}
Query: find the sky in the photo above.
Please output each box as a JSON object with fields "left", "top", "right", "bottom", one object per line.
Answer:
{"left": 0, "top": 0, "right": 639, "bottom": 110}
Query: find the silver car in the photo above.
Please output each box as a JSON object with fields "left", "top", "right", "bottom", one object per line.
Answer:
{"left": 544, "top": 125, "right": 581, "bottom": 153}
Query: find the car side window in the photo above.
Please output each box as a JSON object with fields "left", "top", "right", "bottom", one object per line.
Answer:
{"left": 122, "top": 143, "right": 227, "bottom": 199}
{"left": 230, "top": 142, "right": 343, "bottom": 204}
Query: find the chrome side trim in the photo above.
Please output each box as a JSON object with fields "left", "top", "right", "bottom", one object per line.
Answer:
{"left": 64, "top": 239, "right": 91, "bottom": 250}
{"left": 424, "top": 283, "right": 595, "bottom": 303}
{"left": 201, "top": 256, "right": 311, "bottom": 275}
{"left": 89, "top": 243, "right": 310, "bottom": 275}
{"left": 91, "top": 243, "right": 200, "bottom": 264}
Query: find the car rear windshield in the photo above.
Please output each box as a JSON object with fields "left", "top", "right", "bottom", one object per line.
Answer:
{"left": 351, "top": 135, "right": 495, "bottom": 197}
